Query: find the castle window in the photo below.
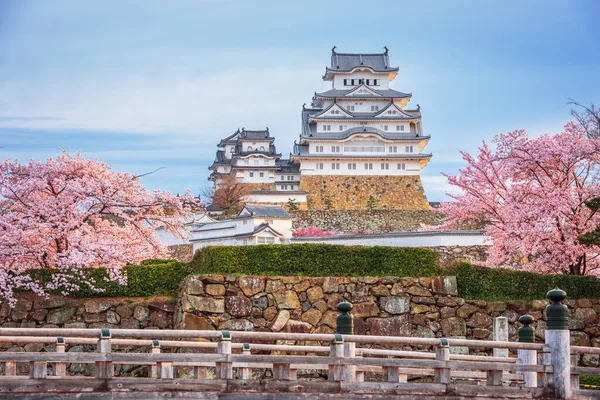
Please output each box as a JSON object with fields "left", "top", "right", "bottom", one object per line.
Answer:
{"left": 247, "top": 146, "right": 253, "bottom": 151}
{"left": 347, "top": 105, "right": 355, "bottom": 112}
{"left": 315, "top": 145, "right": 324, "bottom": 153}
{"left": 287, "top": 176, "right": 293, "bottom": 180}
{"left": 332, "top": 163, "right": 340, "bottom": 170}
{"left": 383, "top": 125, "right": 388, "bottom": 131}
{"left": 229, "top": 147, "right": 234, "bottom": 153}
{"left": 257, "top": 236, "right": 275, "bottom": 244}
{"left": 259, "top": 146, "right": 265, "bottom": 151}
{"left": 291, "top": 185, "right": 295, "bottom": 190}
{"left": 371, "top": 105, "right": 379, "bottom": 112}
{"left": 254, "top": 160, "right": 259, "bottom": 165}
{"left": 389, "top": 146, "right": 397, "bottom": 153}
{"left": 364, "top": 163, "right": 373, "bottom": 170}
{"left": 381, "top": 163, "right": 389, "bottom": 170}
{"left": 373, "top": 79, "right": 378, "bottom": 86}
{"left": 331, "top": 145, "right": 340, "bottom": 153}
{"left": 323, "top": 125, "right": 331, "bottom": 131}
{"left": 405, "top": 145, "right": 414, "bottom": 153}
{"left": 249, "top": 172, "right": 254, "bottom": 177}
{"left": 366, "top": 79, "right": 370, "bottom": 85}
{"left": 351, "top": 79, "right": 355, "bottom": 85}
{"left": 317, "top": 163, "right": 324, "bottom": 170}
{"left": 344, "top": 79, "right": 348, "bottom": 85}
{"left": 259, "top": 172, "right": 264, "bottom": 177}
{"left": 244, "top": 160, "right": 249, "bottom": 165}
{"left": 358, "top": 79, "right": 364, "bottom": 84}
{"left": 281, "top": 175, "right": 284, "bottom": 180}
{"left": 243, "top": 219, "right": 248, "bottom": 225}
{"left": 348, "top": 163, "right": 356, "bottom": 170}
{"left": 397, "top": 163, "right": 406, "bottom": 170}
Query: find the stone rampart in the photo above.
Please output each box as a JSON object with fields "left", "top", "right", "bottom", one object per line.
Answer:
{"left": 292, "top": 209, "right": 443, "bottom": 232}
{"left": 299, "top": 175, "right": 429, "bottom": 210}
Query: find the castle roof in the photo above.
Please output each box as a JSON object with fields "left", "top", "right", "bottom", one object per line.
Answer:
{"left": 310, "top": 102, "right": 420, "bottom": 121}
{"left": 314, "top": 86, "right": 411, "bottom": 101}
{"left": 324, "top": 47, "right": 399, "bottom": 79}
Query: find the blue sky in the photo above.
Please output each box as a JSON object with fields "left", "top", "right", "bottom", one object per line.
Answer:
{"left": 1, "top": 0, "right": 599, "bottom": 201}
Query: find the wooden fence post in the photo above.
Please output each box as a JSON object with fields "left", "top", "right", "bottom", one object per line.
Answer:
{"left": 55, "top": 337, "right": 66, "bottom": 377}
{"left": 328, "top": 334, "right": 344, "bottom": 382}
{"left": 343, "top": 341, "right": 357, "bottom": 383}
{"left": 545, "top": 289, "right": 571, "bottom": 399}
{"left": 434, "top": 338, "right": 450, "bottom": 384}
{"left": 95, "top": 328, "right": 113, "bottom": 379}
{"left": 215, "top": 331, "right": 232, "bottom": 380}
{"left": 239, "top": 344, "right": 252, "bottom": 380}
{"left": 539, "top": 344, "right": 552, "bottom": 389}
{"left": 570, "top": 353, "right": 579, "bottom": 389}
{"left": 491, "top": 316, "right": 508, "bottom": 386}
{"left": 517, "top": 315, "right": 537, "bottom": 388}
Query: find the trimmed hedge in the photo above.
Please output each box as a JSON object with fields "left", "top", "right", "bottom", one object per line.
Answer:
{"left": 19, "top": 246, "right": 600, "bottom": 301}
{"left": 448, "top": 262, "right": 600, "bottom": 301}
{"left": 26, "top": 260, "right": 190, "bottom": 298}
{"left": 190, "top": 244, "right": 441, "bottom": 277}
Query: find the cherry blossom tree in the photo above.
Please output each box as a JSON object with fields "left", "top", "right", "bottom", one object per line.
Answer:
{"left": 433, "top": 123, "right": 600, "bottom": 275}
{"left": 0, "top": 151, "right": 201, "bottom": 305}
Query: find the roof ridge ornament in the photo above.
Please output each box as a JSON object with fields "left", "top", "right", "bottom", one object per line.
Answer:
{"left": 331, "top": 45, "right": 337, "bottom": 54}
{"left": 302, "top": 103, "right": 306, "bottom": 110}
{"left": 384, "top": 46, "right": 389, "bottom": 55}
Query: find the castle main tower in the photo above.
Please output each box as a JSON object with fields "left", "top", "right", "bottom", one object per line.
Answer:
{"left": 291, "top": 47, "right": 431, "bottom": 210}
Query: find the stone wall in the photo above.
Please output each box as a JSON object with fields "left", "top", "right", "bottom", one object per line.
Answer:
{"left": 177, "top": 274, "right": 600, "bottom": 366}
{"left": 0, "top": 294, "right": 176, "bottom": 331}
{"left": 433, "top": 246, "right": 489, "bottom": 266}
{"left": 299, "top": 175, "right": 429, "bottom": 210}
{"left": 292, "top": 210, "right": 443, "bottom": 233}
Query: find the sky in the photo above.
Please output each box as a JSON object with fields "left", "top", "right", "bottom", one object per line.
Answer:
{"left": 1, "top": 0, "right": 599, "bottom": 201}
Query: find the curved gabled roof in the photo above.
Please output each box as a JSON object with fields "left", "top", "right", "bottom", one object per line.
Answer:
{"left": 314, "top": 85, "right": 411, "bottom": 100}
{"left": 301, "top": 126, "right": 431, "bottom": 142}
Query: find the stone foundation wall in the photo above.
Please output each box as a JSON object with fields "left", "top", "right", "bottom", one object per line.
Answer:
{"left": 177, "top": 274, "right": 600, "bottom": 366}
{"left": 292, "top": 210, "right": 443, "bottom": 232}
{"left": 433, "top": 246, "right": 489, "bottom": 265}
{"left": 299, "top": 175, "right": 429, "bottom": 210}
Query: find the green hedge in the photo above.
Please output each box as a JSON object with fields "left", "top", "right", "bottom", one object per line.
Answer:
{"left": 190, "top": 244, "right": 441, "bottom": 277}
{"left": 448, "top": 262, "right": 600, "bottom": 301}
{"left": 580, "top": 375, "right": 600, "bottom": 390}
{"left": 26, "top": 260, "right": 190, "bottom": 298}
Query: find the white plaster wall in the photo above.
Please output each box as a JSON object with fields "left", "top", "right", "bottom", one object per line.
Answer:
{"left": 332, "top": 71, "right": 390, "bottom": 89}
{"left": 299, "top": 159, "right": 421, "bottom": 176}
{"left": 292, "top": 233, "right": 487, "bottom": 247}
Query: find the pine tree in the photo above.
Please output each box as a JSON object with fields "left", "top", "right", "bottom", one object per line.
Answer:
{"left": 366, "top": 195, "right": 378, "bottom": 211}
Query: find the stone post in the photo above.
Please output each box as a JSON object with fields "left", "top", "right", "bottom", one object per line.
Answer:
{"left": 545, "top": 288, "right": 570, "bottom": 399}
{"left": 488, "top": 316, "right": 509, "bottom": 386}
{"left": 337, "top": 301, "right": 356, "bottom": 382}
{"left": 517, "top": 314, "right": 538, "bottom": 388}
{"left": 151, "top": 340, "right": 160, "bottom": 378}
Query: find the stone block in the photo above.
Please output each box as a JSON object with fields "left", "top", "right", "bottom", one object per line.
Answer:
{"left": 47, "top": 307, "right": 76, "bottom": 325}
{"left": 457, "top": 304, "right": 479, "bottom": 318}
{"left": 219, "top": 319, "right": 254, "bottom": 331}
{"left": 205, "top": 284, "right": 225, "bottom": 296}
{"left": 133, "top": 306, "right": 150, "bottom": 321}
{"left": 301, "top": 308, "right": 322, "bottom": 326}
{"left": 270, "top": 310, "right": 290, "bottom": 331}
{"left": 352, "top": 301, "right": 380, "bottom": 318}
{"left": 380, "top": 296, "right": 410, "bottom": 314}
{"left": 431, "top": 277, "right": 458, "bottom": 296}
{"left": 366, "top": 315, "right": 411, "bottom": 336}
{"left": 239, "top": 276, "right": 265, "bottom": 297}
{"left": 274, "top": 291, "right": 300, "bottom": 310}
{"left": 225, "top": 296, "right": 252, "bottom": 317}
{"left": 307, "top": 287, "right": 324, "bottom": 304}
{"left": 406, "top": 286, "right": 432, "bottom": 297}
{"left": 441, "top": 317, "right": 467, "bottom": 336}
{"left": 186, "top": 296, "right": 224, "bottom": 313}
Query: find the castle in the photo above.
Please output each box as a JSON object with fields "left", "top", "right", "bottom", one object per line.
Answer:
{"left": 209, "top": 47, "right": 431, "bottom": 211}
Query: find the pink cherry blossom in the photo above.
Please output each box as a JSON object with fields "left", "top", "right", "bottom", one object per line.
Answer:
{"left": 0, "top": 151, "right": 201, "bottom": 305}
{"left": 292, "top": 226, "right": 335, "bottom": 237}
{"left": 430, "top": 123, "right": 600, "bottom": 275}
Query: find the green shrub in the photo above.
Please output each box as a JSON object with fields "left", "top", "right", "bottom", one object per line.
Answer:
{"left": 25, "top": 260, "right": 190, "bottom": 298}
{"left": 580, "top": 375, "right": 600, "bottom": 390}
{"left": 190, "top": 244, "right": 441, "bottom": 277}
{"left": 448, "top": 262, "right": 600, "bottom": 301}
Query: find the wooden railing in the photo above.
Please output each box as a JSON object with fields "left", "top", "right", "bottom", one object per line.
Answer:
{"left": 1, "top": 327, "right": 598, "bottom": 399}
